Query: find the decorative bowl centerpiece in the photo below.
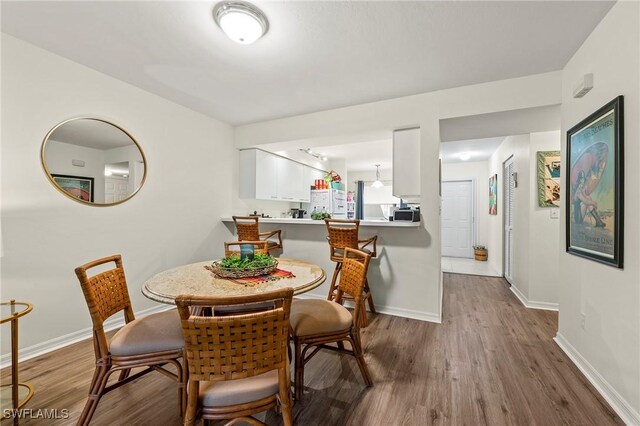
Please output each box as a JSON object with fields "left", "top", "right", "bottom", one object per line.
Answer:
{"left": 205, "top": 253, "right": 278, "bottom": 278}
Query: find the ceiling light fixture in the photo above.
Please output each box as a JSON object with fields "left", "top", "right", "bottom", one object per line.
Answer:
{"left": 300, "top": 148, "right": 328, "bottom": 162}
{"left": 213, "top": 1, "right": 269, "bottom": 45}
{"left": 372, "top": 164, "right": 384, "bottom": 188}
{"left": 458, "top": 152, "right": 471, "bottom": 161}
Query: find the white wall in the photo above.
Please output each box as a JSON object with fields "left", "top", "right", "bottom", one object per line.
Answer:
{"left": 528, "top": 131, "right": 561, "bottom": 304}
{"left": 441, "top": 161, "right": 489, "bottom": 251}
{"left": 235, "top": 71, "right": 562, "bottom": 320}
{"left": 558, "top": 2, "right": 640, "bottom": 422}
{"left": 1, "top": 34, "right": 235, "bottom": 356}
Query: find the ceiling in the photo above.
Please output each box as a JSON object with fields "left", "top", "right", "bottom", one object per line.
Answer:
{"left": 49, "top": 119, "right": 134, "bottom": 150}
{"left": 440, "top": 137, "right": 505, "bottom": 164}
{"left": 1, "top": 1, "right": 614, "bottom": 125}
{"left": 314, "top": 140, "right": 393, "bottom": 172}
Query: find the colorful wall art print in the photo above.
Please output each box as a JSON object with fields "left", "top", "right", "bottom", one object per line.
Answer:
{"left": 537, "top": 151, "right": 561, "bottom": 207}
{"left": 566, "top": 96, "right": 623, "bottom": 268}
{"left": 52, "top": 174, "right": 94, "bottom": 202}
{"left": 489, "top": 174, "right": 497, "bottom": 215}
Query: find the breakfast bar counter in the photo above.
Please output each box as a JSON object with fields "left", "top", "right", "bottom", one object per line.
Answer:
{"left": 221, "top": 216, "right": 436, "bottom": 323}
{"left": 221, "top": 217, "right": 421, "bottom": 227}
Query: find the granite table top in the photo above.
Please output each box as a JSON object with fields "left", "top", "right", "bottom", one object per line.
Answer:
{"left": 142, "top": 258, "right": 326, "bottom": 304}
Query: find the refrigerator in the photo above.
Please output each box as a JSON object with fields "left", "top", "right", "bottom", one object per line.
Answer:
{"left": 310, "top": 189, "right": 347, "bottom": 219}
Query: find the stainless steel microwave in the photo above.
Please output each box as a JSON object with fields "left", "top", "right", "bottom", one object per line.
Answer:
{"left": 393, "top": 209, "right": 420, "bottom": 222}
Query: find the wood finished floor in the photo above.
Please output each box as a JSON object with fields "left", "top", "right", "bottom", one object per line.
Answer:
{"left": 1, "top": 273, "right": 622, "bottom": 425}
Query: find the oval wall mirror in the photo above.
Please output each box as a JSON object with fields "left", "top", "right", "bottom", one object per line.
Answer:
{"left": 41, "top": 118, "right": 147, "bottom": 206}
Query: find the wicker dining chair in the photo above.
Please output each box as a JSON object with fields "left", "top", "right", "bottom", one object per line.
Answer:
{"left": 74, "top": 255, "right": 185, "bottom": 426}
{"left": 232, "top": 216, "right": 283, "bottom": 253}
{"left": 176, "top": 288, "right": 294, "bottom": 426}
{"left": 223, "top": 241, "right": 270, "bottom": 257}
{"left": 290, "top": 248, "right": 373, "bottom": 400}
{"left": 324, "top": 218, "right": 377, "bottom": 327}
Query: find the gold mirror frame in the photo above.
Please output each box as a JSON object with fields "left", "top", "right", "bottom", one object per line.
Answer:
{"left": 41, "top": 117, "right": 148, "bottom": 207}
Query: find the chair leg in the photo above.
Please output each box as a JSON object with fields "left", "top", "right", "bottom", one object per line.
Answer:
{"left": 184, "top": 380, "right": 198, "bottom": 426}
{"left": 327, "top": 262, "right": 342, "bottom": 301}
{"left": 364, "top": 278, "right": 376, "bottom": 314}
{"left": 118, "top": 368, "right": 131, "bottom": 381}
{"left": 278, "top": 368, "right": 294, "bottom": 426}
{"left": 348, "top": 332, "right": 373, "bottom": 387}
{"left": 78, "top": 362, "right": 111, "bottom": 426}
{"left": 293, "top": 338, "right": 304, "bottom": 401}
{"left": 359, "top": 301, "right": 368, "bottom": 328}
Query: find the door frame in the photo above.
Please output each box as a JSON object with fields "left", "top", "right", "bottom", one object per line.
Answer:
{"left": 441, "top": 178, "right": 477, "bottom": 257}
{"left": 502, "top": 156, "right": 514, "bottom": 283}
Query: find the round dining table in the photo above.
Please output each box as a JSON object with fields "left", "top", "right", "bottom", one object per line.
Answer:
{"left": 142, "top": 258, "right": 326, "bottom": 304}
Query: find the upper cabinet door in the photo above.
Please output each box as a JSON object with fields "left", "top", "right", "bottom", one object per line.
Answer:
{"left": 276, "top": 156, "right": 304, "bottom": 201}
{"left": 393, "top": 127, "right": 421, "bottom": 199}
{"left": 255, "top": 150, "right": 279, "bottom": 200}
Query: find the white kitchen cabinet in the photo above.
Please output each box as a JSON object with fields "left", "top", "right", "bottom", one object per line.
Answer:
{"left": 240, "top": 148, "right": 324, "bottom": 202}
{"left": 393, "top": 127, "right": 421, "bottom": 199}
{"left": 240, "top": 149, "right": 278, "bottom": 200}
{"left": 276, "top": 156, "right": 304, "bottom": 201}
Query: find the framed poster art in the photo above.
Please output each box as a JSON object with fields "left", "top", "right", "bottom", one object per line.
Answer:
{"left": 489, "top": 174, "right": 497, "bottom": 215}
{"left": 51, "top": 174, "right": 94, "bottom": 203}
{"left": 537, "top": 151, "right": 561, "bottom": 207}
{"left": 566, "top": 96, "right": 623, "bottom": 268}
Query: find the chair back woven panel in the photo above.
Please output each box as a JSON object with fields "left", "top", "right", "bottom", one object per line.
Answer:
{"left": 233, "top": 217, "right": 260, "bottom": 241}
{"left": 183, "top": 310, "right": 288, "bottom": 381}
{"left": 87, "top": 268, "right": 132, "bottom": 322}
{"left": 327, "top": 227, "right": 359, "bottom": 249}
{"left": 338, "top": 257, "right": 367, "bottom": 303}
{"left": 75, "top": 256, "right": 133, "bottom": 326}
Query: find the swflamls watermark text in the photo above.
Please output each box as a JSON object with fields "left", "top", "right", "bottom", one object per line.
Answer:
{"left": 2, "top": 408, "right": 70, "bottom": 420}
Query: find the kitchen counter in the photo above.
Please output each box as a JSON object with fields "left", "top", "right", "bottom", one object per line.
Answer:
{"left": 221, "top": 217, "right": 421, "bottom": 228}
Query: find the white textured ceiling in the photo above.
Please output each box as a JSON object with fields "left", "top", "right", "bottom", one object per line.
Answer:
{"left": 2, "top": 1, "right": 613, "bottom": 125}
{"left": 440, "top": 137, "right": 505, "bottom": 164}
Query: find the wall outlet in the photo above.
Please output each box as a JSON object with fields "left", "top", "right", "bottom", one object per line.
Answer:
{"left": 550, "top": 209, "right": 559, "bottom": 219}
{"left": 580, "top": 313, "right": 586, "bottom": 329}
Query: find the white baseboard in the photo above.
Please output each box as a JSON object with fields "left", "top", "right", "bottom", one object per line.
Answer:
{"left": 554, "top": 333, "right": 640, "bottom": 426}
{"left": 509, "top": 284, "right": 559, "bottom": 311}
{"left": 295, "top": 293, "right": 441, "bottom": 324}
{"left": 0, "top": 304, "right": 173, "bottom": 369}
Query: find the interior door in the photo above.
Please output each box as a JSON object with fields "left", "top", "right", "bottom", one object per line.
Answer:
{"left": 441, "top": 180, "right": 474, "bottom": 258}
{"left": 105, "top": 177, "right": 129, "bottom": 203}
{"left": 504, "top": 157, "right": 515, "bottom": 283}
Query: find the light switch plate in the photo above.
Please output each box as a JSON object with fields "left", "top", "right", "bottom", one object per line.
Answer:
{"left": 550, "top": 209, "right": 559, "bottom": 219}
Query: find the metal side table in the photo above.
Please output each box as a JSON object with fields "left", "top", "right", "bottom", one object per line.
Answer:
{"left": 1, "top": 300, "right": 34, "bottom": 425}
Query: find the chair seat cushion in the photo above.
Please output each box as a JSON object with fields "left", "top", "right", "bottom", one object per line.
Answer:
{"left": 290, "top": 299, "right": 352, "bottom": 337}
{"left": 199, "top": 370, "right": 279, "bottom": 407}
{"left": 110, "top": 309, "right": 183, "bottom": 357}
{"left": 266, "top": 240, "right": 279, "bottom": 248}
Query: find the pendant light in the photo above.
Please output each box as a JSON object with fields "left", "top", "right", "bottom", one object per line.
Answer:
{"left": 371, "top": 164, "right": 384, "bottom": 188}
{"left": 213, "top": 1, "right": 269, "bottom": 45}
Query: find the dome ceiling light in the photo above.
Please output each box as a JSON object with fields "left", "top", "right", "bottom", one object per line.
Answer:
{"left": 213, "top": 1, "right": 269, "bottom": 45}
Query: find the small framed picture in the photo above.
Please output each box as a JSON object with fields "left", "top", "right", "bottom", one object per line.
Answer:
{"left": 489, "top": 174, "right": 497, "bottom": 215}
{"left": 566, "top": 96, "right": 623, "bottom": 268}
{"left": 51, "top": 174, "right": 94, "bottom": 202}
{"left": 537, "top": 151, "right": 561, "bottom": 207}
